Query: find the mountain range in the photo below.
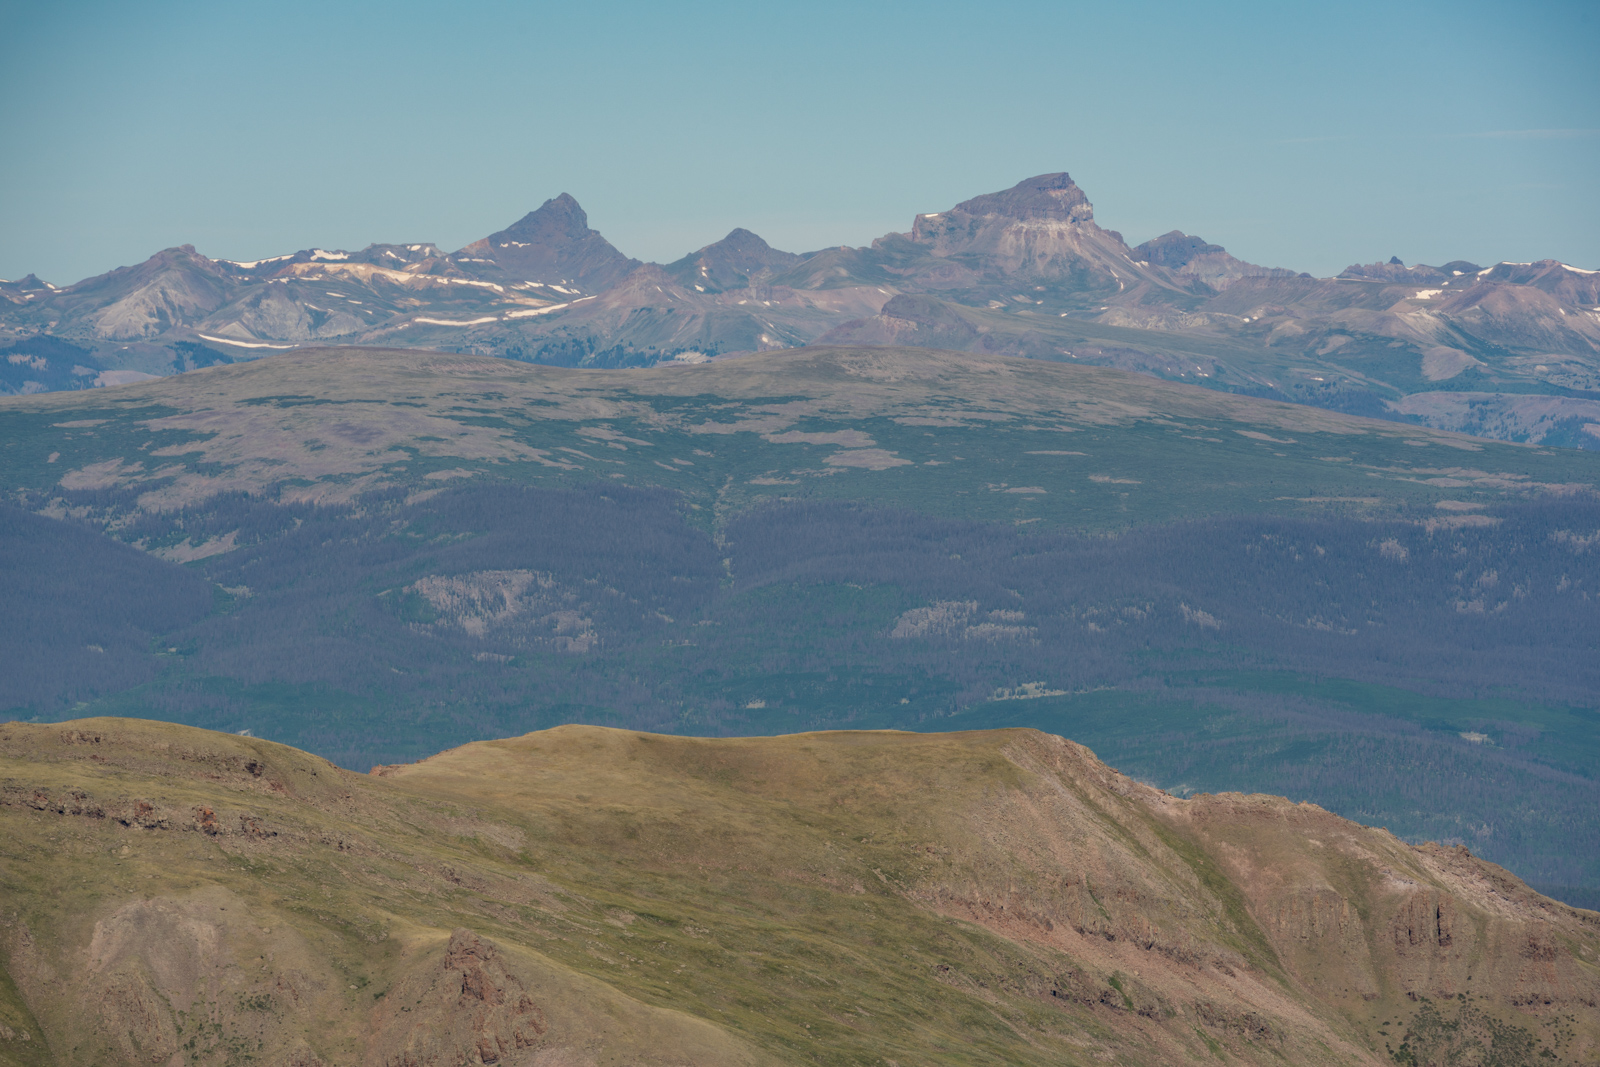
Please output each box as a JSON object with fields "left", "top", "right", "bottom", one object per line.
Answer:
{"left": 5, "top": 173, "right": 1600, "bottom": 449}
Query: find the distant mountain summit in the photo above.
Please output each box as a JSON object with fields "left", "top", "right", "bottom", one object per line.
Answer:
{"left": 58, "top": 244, "right": 233, "bottom": 341}
{"left": 1133, "top": 230, "right": 1302, "bottom": 289}
{"left": 927, "top": 171, "right": 1097, "bottom": 225}
{"left": 897, "top": 176, "right": 1301, "bottom": 294}
{"left": 903, "top": 172, "right": 1136, "bottom": 282}
{"left": 0, "top": 273, "right": 54, "bottom": 294}
{"left": 665, "top": 228, "right": 801, "bottom": 293}
{"left": 459, "top": 193, "right": 639, "bottom": 290}
{"left": 1133, "top": 231, "right": 1225, "bottom": 269}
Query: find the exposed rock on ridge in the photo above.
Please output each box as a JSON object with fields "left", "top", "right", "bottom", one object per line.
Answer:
{"left": 460, "top": 192, "right": 641, "bottom": 291}
{"left": 906, "top": 172, "right": 1145, "bottom": 284}
{"left": 364, "top": 929, "right": 547, "bottom": 1067}
{"left": 665, "top": 228, "right": 802, "bottom": 293}
{"left": 1135, "top": 230, "right": 1302, "bottom": 290}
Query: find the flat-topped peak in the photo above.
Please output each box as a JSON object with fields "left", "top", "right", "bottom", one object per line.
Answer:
{"left": 943, "top": 171, "right": 1095, "bottom": 224}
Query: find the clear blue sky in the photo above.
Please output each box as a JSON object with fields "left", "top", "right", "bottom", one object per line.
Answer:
{"left": 2, "top": 0, "right": 1596, "bottom": 285}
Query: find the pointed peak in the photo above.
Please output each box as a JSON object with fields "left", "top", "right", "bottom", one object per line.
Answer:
{"left": 531, "top": 192, "right": 587, "bottom": 226}
{"left": 494, "top": 193, "right": 595, "bottom": 244}
{"left": 475, "top": 193, "right": 639, "bottom": 292}
{"left": 699, "top": 228, "right": 781, "bottom": 257}
{"left": 665, "top": 228, "right": 798, "bottom": 292}
{"left": 541, "top": 192, "right": 585, "bottom": 218}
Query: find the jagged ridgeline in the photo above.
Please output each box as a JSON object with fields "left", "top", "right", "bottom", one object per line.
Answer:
{"left": 3, "top": 344, "right": 1600, "bottom": 911}
{"left": 6, "top": 172, "right": 1600, "bottom": 451}
{"left": 2, "top": 719, "right": 1598, "bottom": 1067}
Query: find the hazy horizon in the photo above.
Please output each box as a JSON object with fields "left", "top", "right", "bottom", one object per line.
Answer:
{"left": 2, "top": 0, "right": 1596, "bottom": 286}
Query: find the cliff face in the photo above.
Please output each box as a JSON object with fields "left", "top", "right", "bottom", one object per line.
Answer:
{"left": 905, "top": 172, "right": 1157, "bottom": 289}
{"left": 1, "top": 718, "right": 1596, "bottom": 1066}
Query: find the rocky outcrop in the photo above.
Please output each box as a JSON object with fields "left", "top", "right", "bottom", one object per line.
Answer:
{"left": 365, "top": 929, "right": 548, "bottom": 1067}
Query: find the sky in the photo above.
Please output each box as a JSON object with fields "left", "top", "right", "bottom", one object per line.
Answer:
{"left": 1, "top": 0, "right": 1596, "bottom": 286}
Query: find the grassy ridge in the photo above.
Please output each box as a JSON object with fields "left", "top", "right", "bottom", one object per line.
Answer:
{"left": 3, "top": 718, "right": 1596, "bottom": 1067}
{"left": 930, "top": 676, "right": 1600, "bottom": 891}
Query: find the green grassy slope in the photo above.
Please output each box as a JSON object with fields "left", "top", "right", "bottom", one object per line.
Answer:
{"left": 3, "top": 718, "right": 1597, "bottom": 1067}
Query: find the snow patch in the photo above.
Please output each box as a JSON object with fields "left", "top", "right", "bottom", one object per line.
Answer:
{"left": 412, "top": 316, "right": 499, "bottom": 326}
{"left": 310, "top": 249, "right": 349, "bottom": 261}
{"left": 223, "top": 253, "right": 292, "bottom": 269}
{"left": 197, "top": 334, "right": 296, "bottom": 349}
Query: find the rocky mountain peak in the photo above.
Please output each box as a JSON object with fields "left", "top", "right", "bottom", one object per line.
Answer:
{"left": 1129, "top": 231, "right": 1298, "bottom": 291}
{"left": 466, "top": 193, "right": 640, "bottom": 291}
{"left": 936, "top": 172, "right": 1096, "bottom": 227}
{"left": 665, "top": 228, "right": 800, "bottom": 292}
{"left": 1133, "top": 231, "right": 1226, "bottom": 270}
{"left": 497, "top": 193, "right": 593, "bottom": 245}
{"left": 903, "top": 172, "right": 1131, "bottom": 284}
{"left": 695, "top": 228, "right": 799, "bottom": 272}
